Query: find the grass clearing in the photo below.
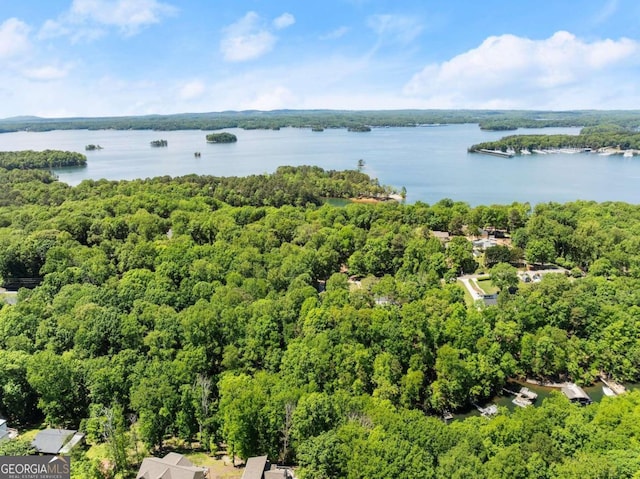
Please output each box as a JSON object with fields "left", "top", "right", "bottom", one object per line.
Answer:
{"left": 475, "top": 278, "right": 499, "bottom": 295}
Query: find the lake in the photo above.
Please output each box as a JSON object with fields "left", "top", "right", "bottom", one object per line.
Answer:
{"left": 1, "top": 124, "right": 639, "bottom": 205}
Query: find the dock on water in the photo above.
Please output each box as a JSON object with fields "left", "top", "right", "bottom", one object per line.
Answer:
{"left": 599, "top": 374, "right": 626, "bottom": 396}
{"left": 561, "top": 383, "right": 592, "bottom": 406}
{"left": 477, "top": 149, "right": 514, "bottom": 158}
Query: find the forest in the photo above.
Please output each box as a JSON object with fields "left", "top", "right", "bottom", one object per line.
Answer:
{"left": 3, "top": 109, "right": 640, "bottom": 133}
{"left": 0, "top": 150, "right": 86, "bottom": 170}
{"left": 0, "top": 165, "right": 639, "bottom": 477}
{"left": 469, "top": 124, "right": 640, "bottom": 153}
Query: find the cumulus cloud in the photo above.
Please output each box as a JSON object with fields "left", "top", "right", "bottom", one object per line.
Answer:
{"left": 367, "top": 14, "right": 423, "bottom": 44}
{"left": 404, "top": 31, "right": 640, "bottom": 109}
{"left": 220, "top": 11, "right": 294, "bottom": 62}
{"left": 39, "top": 0, "right": 177, "bottom": 39}
{"left": 0, "top": 18, "right": 31, "bottom": 59}
{"left": 273, "top": 13, "right": 295, "bottom": 30}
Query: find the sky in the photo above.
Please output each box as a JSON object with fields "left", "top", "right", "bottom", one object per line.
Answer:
{"left": 2, "top": 0, "right": 640, "bottom": 117}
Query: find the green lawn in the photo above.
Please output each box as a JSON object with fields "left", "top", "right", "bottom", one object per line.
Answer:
{"left": 475, "top": 278, "right": 499, "bottom": 295}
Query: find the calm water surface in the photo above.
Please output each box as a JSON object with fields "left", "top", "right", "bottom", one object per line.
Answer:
{"left": 1, "top": 124, "right": 639, "bottom": 205}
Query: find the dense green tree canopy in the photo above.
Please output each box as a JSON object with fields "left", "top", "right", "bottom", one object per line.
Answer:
{"left": 0, "top": 166, "right": 638, "bottom": 476}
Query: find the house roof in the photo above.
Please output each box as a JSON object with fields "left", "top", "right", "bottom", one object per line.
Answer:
{"left": 136, "top": 454, "right": 206, "bottom": 479}
{"left": 242, "top": 456, "right": 269, "bottom": 479}
{"left": 32, "top": 429, "right": 76, "bottom": 454}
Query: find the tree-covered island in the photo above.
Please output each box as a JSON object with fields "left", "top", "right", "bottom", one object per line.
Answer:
{"left": 469, "top": 124, "right": 640, "bottom": 155}
{"left": 0, "top": 164, "right": 639, "bottom": 477}
{"left": 206, "top": 132, "right": 238, "bottom": 143}
{"left": 0, "top": 150, "right": 86, "bottom": 169}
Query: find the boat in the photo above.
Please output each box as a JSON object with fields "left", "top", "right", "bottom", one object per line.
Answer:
{"left": 532, "top": 149, "right": 547, "bottom": 155}
{"left": 602, "top": 385, "right": 616, "bottom": 397}
{"left": 624, "top": 150, "right": 633, "bottom": 157}
{"left": 520, "top": 148, "right": 531, "bottom": 155}
{"left": 519, "top": 387, "right": 538, "bottom": 401}
{"left": 512, "top": 396, "right": 533, "bottom": 408}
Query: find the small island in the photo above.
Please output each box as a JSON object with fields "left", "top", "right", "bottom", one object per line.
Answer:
{"left": 85, "top": 144, "right": 103, "bottom": 151}
{"left": 347, "top": 125, "right": 372, "bottom": 132}
{"left": 150, "top": 139, "right": 168, "bottom": 147}
{"left": 0, "top": 150, "right": 87, "bottom": 169}
{"left": 206, "top": 132, "right": 238, "bottom": 143}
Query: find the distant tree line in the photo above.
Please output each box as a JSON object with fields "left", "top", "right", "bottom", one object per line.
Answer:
{"left": 2, "top": 109, "right": 640, "bottom": 133}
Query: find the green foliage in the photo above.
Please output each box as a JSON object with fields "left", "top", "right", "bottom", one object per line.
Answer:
{"left": 206, "top": 132, "right": 237, "bottom": 143}
{"left": 0, "top": 167, "right": 638, "bottom": 476}
{"left": 0, "top": 150, "right": 86, "bottom": 169}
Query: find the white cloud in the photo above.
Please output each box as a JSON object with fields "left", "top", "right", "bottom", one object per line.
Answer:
{"left": 593, "top": 0, "right": 619, "bottom": 24}
{"left": 404, "top": 31, "right": 640, "bottom": 109}
{"left": 178, "top": 80, "right": 206, "bottom": 100}
{"left": 273, "top": 13, "right": 295, "bottom": 30}
{"left": 39, "top": 0, "right": 177, "bottom": 39}
{"left": 220, "top": 11, "right": 294, "bottom": 62}
{"left": 22, "top": 64, "right": 71, "bottom": 81}
{"left": 367, "top": 14, "right": 423, "bottom": 44}
{"left": 0, "top": 18, "right": 31, "bottom": 59}
{"left": 241, "top": 86, "right": 297, "bottom": 111}
{"left": 320, "top": 26, "right": 349, "bottom": 40}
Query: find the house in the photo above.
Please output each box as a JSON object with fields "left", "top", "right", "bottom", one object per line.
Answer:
{"left": 136, "top": 452, "right": 208, "bottom": 479}
{"left": 561, "top": 383, "right": 592, "bottom": 406}
{"left": 32, "top": 429, "right": 85, "bottom": 455}
{"left": 431, "top": 231, "right": 450, "bottom": 242}
{"left": 472, "top": 238, "right": 497, "bottom": 251}
{"left": 241, "top": 456, "right": 291, "bottom": 479}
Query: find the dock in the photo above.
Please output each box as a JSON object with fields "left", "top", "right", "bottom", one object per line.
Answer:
{"left": 561, "top": 383, "right": 592, "bottom": 406}
{"left": 473, "top": 403, "right": 498, "bottom": 417}
{"left": 477, "top": 149, "right": 514, "bottom": 158}
{"left": 599, "top": 374, "right": 626, "bottom": 396}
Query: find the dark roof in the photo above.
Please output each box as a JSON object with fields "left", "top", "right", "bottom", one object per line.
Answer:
{"left": 32, "top": 429, "right": 76, "bottom": 454}
{"left": 136, "top": 453, "right": 206, "bottom": 479}
{"left": 242, "top": 456, "right": 269, "bottom": 479}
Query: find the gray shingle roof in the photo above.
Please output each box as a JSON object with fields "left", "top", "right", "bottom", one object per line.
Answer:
{"left": 32, "top": 429, "right": 76, "bottom": 454}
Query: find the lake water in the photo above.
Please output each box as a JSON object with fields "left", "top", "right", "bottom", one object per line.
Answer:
{"left": 1, "top": 124, "right": 639, "bottom": 205}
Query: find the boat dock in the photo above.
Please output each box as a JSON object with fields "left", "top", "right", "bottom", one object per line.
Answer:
{"left": 477, "top": 149, "right": 514, "bottom": 158}
{"left": 503, "top": 386, "right": 538, "bottom": 408}
{"left": 599, "top": 374, "right": 626, "bottom": 396}
{"left": 561, "top": 383, "right": 592, "bottom": 406}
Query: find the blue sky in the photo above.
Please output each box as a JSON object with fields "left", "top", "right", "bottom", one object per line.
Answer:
{"left": 2, "top": 0, "right": 640, "bottom": 117}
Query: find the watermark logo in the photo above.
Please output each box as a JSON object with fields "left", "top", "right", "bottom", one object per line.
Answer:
{"left": 0, "top": 456, "right": 70, "bottom": 479}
